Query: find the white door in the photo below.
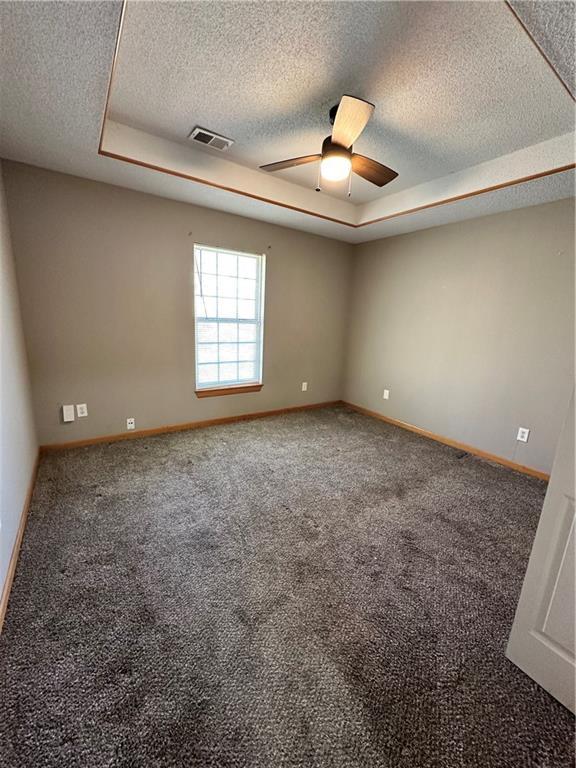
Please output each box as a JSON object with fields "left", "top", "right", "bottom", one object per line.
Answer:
{"left": 507, "top": 391, "right": 575, "bottom": 712}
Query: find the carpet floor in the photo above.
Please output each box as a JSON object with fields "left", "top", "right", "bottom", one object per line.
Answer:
{"left": 0, "top": 406, "right": 573, "bottom": 767}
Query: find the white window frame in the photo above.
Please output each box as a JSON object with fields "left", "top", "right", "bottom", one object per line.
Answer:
{"left": 193, "top": 244, "right": 266, "bottom": 393}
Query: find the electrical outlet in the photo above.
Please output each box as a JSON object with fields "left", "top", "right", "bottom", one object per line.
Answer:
{"left": 76, "top": 403, "right": 88, "bottom": 418}
{"left": 517, "top": 427, "right": 530, "bottom": 443}
{"left": 62, "top": 404, "right": 75, "bottom": 423}
{"left": 301, "top": 382, "right": 308, "bottom": 392}
{"left": 383, "top": 389, "right": 390, "bottom": 400}
{"left": 127, "top": 418, "right": 135, "bottom": 431}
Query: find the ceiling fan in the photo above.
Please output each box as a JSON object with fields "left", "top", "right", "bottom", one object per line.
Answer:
{"left": 260, "top": 95, "right": 398, "bottom": 191}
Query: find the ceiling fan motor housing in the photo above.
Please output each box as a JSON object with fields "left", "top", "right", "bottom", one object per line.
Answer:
{"left": 322, "top": 136, "right": 352, "bottom": 159}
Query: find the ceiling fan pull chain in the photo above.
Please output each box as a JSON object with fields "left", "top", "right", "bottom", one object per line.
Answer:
{"left": 347, "top": 171, "right": 352, "bottom": 198}
{"left": 316, "top": 163, "right": 322, "bottom": 192}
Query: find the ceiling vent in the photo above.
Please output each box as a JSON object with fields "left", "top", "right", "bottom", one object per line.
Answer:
{"left": 188, "top": 126, "right": 234, "bottom": 152}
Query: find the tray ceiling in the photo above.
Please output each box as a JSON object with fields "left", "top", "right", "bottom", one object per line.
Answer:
{"left": 0, "top": 0, "right": 573, "bottom": 243}
{"left": 108, "top": 1, "right": 574, "bottom": 204}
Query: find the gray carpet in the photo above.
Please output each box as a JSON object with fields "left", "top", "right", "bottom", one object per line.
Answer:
{"left": 0, "top": 406, "right": 573, "bottom": 767}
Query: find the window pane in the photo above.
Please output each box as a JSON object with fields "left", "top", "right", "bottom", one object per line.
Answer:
{"left": 197, "top": 364, "right": 218, "bottom": 384}
{"left": 238, "top": 323, "right": 257, "bottom": 342}
{"left": 238, "top": 343, "right": 256, "bottom": 362}
{"left": 238, "top": 299, "right": 256, "bottom": 320}
{"left": 219, "top": 343, "right": 237, "bottom": 362}
{"left": 201, "top": 250, "right": 217, "bottom": 274}
{"left": 197, "top": 344, "right": 218, "bottom": 363}
{"left": 219, "top": 362, "right": 238, "bottom": 382}
{"left": 194, "top": 247, "right": 264, "bottom": 390}
{"left": 238, "top": 278, "right": 256, "bottom": 300}
{"left": 201, "top": 274, "right": 217, "bottom": 296}
{"left": 238, "top": 361, "right": 256, "bottom": 381}
{"left": 218, "top": 275, "right": 237, "bottom": 298}
{"left": 197, "top": 321, "right": 218, "bottom": 343}
{"left": 195, "top": 296, "right": 217, "bottom": 318}
{"left": 218, "top": 297, "right": 237, "bottom": 318}
{"left": 218, "top": 252, "right": 237, "bottom": 276}
{"left": 238, "top": 256, "right": 257, "bottom": 279}
{"left": 218, "top": 323, "right": 238, "bottom": 342}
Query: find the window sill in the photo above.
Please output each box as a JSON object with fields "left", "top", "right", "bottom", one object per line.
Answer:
{"left": 195, "top": 383, "right": 263, "bottom": 398}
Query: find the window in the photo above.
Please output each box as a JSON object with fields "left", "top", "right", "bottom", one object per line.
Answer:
{"left": 193, "top": 245, "right": 265, "bottom": 394}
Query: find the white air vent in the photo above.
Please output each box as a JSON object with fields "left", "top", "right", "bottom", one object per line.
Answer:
{"left": 188, "top": 126, "right": 234, "bottom": 151}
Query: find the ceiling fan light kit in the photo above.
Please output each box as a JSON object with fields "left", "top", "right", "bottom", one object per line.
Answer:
{"left": 319, "top": 138, "right": 352, "bottom": 182}
{"left": 260, "top": 95, "right": 398, "bottom": 194}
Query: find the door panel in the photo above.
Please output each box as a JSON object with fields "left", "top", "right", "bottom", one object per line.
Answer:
{"left": 540, "top": 507, "right": 574, "bottom": 655}
{"left": 507, "top": 391, "right": 575, "bottom": 713}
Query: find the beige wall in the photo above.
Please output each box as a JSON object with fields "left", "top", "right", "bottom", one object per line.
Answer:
{"left": 3, "top": 162, "right": 353, "bottom": 445}
{"left": 3, "top": 161, "right": 574, "bottom": 475}
{"left": 344, "top": 199, "right": 575, "bottom": 473}
{"left": 0, "top": 161, "right": 37, "bottom": 599}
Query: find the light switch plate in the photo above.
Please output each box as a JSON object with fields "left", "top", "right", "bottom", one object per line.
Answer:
{"left": 62, "top": 404, "right": 75, "bottom": 423}
{"left": 383, "top": 389, "right": 390, "bottom": 400}
{"left": 76, "top": 403, "right": 88, "bottom": 417}
{"left": 301, "top": 382, "right": 308, "bottom": 392}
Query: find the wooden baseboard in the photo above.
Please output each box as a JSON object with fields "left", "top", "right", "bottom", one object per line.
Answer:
{"left": 40, "top": 401, "right": 550, "bottom": 482}
{"left": 40, "top": 401, "right": 343, "bottom": 452}
{"left": 343, "top": 401, "right": 550, "bottom": 481}
{"left": 0, "top": 452, "right": 40, "bottom": 633}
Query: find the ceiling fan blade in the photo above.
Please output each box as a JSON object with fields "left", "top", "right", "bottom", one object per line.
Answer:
{"left": 260, "top": 155, "right": 321, "bottom": 172}
{"left": 352, "top": 154, "right": 398, "bottom": 187}
{"left": 331, "top": 95, "right": 375, "bottom": 148}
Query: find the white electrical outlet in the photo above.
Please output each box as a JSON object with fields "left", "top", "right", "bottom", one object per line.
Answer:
{"left": 76, "top": 403, "right": 88, "bottom": 418}
{"left": 383, "top": 389, "right": 390, "bottom": 400}
{"left": 517, "top": 427, "right": 530, "bottom": 443}
{"left": 301, "top": 382, "right": 308, "bottom": 392}
{"left": 62, "top": 404, "right": 75, "bottom": 423}
{"left": 127, "top": 418, "right": 135, "bottom": 431}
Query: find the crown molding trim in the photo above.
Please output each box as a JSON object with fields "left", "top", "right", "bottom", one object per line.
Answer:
{"left": 99, "top": 147, "right": 355, "bottom": 227}
{"left": 504, "top": 0, "right": 575, "bottom": 102}
{"left": 359, "top": 163, "right": 576, "bottom": 227}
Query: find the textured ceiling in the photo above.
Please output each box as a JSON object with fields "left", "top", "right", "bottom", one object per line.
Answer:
{"left": 0, "top": 1, "right": 120, "bottom": 175}
{"left": 109, "top": 0, "right": 575, "bottom": 203}
{"left": 0, "top": 0, "right": 574, "bottom": 243}
{"left": 509, "top": 0, "right": 575, "bottom": 97}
